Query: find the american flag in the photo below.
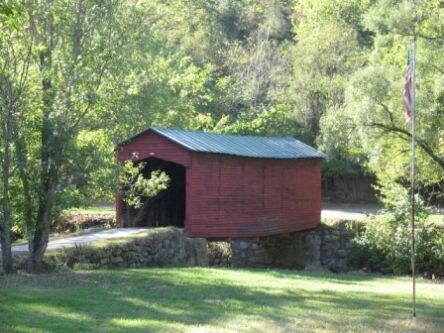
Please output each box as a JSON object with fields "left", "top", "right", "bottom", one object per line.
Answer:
{"left": 403, "top": 49, "right": 414, "bottom": 123}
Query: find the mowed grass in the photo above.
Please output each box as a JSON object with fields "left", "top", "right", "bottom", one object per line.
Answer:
{"left": 0, "top": 268, "right": 443, "bottom": 333}
{"left": 63, "top": 206, "right": 115, "bottom": 215}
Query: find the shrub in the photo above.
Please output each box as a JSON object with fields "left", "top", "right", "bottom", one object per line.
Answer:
{"left": 349, "top": 215, "right": 444, "bottom": 276}
{"left": 208, "top": 241, "right": 232, "bottom": 267}
{"left": 349, "top": 181, "right": 444, "bottom": 277}
{"left": 51, "top": 212, "right": 116, "bottom": 233}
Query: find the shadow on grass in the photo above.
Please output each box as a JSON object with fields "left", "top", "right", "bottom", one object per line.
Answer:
{"left": 265, "top": 268, "right": 385, "bottom": 283}
{"left": 0, "top": 268, "right": 443, "bottom": 333}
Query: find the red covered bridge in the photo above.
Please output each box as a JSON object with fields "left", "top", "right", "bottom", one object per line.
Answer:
{"left": 116, "top": 128, "right": 324, "bottom": 238}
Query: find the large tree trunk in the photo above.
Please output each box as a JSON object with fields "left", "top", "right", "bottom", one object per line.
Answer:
{"left": 29, "top": 49, "right": 57, "bottom": 272}
{"left": 24, "top": 0, "right": 116, "bottom": 271}
{"left": 14, "top": 135, "right": 35, "bottom": 255}
{"left": 0, "top": 106, "right": 13, "bottom": 274}
{"left": 30, "top": 150, "right": 58, "bottom": 272}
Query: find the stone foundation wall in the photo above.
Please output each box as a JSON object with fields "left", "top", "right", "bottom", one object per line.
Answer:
{"left": 7, "top": 223, "right": 358, "bottom": 273}
{"left": 209, "top": 221, "right": 358, "bottom": 272}
{"left": 54, "top": 222, "right": 357, "bottom": 272}
{"left": 46, "top": 227, "right": 208, "bottom": 270}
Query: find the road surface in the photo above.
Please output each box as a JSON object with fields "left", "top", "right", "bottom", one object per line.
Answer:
{"left": 12, "top": 228, "right": 149, "bottom": 252}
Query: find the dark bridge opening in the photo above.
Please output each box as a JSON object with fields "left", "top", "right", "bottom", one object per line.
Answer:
{"left": 123, "top": 157, "right": 186, "bottom": 228}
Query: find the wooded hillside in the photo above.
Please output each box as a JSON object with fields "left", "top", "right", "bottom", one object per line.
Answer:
{"left": 0, "top": 0, "right": 443, "bottom": 272}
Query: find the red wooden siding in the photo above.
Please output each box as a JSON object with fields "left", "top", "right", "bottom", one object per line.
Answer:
{"left": 186, "top": 153, "right": 321, "bottom": 238}
{"left": 116, "top": 131, "right": 191, "bottom": 166}
{"left": 116, "top": 130, "right": 322, "bottom": 238}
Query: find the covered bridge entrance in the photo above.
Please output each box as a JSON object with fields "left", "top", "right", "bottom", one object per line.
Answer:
{"left": 123, "top": 156, "right": 186, "bottom": 228}
{"left": 116, "top": 128, "right": 324, "bottom": 238}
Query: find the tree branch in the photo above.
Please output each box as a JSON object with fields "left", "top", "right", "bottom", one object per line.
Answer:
{"left": 368, "top": 122, "right": 444, "bottom": 170}
{"left": 377, "top": 102, "right": 395, "bottom": 126}
{"left": 67, "top": 3, "right": 116, "bottom": 133}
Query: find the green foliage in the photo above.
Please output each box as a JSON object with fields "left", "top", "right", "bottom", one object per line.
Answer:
{"left": 376, "top": 180, "right": 429, "bottom": 222}
{"left": 350, "top": 183, "right": 444, "bottom": 276}
{"left": 1, "top": 0, "right": 444, "bottom": 269}
{"left": 72, "top": 130, "right": 117, "bottom": 202}
{"left": 118, "top": 161, "right": 170, "bottom": 208}
{"left": 219, "top": 104, "right": 305, "bottom": 137}
{"left": 0, "top": 0, "right": 442, "bottom": 204}
{"left": 342, "top": 0, "right": 444, "bottom": 185}
{"left": 350, "top": 214, "right": 444, "bottom": 276}
{"left": 0, "top": 2, "right": 20, "bottom": 30}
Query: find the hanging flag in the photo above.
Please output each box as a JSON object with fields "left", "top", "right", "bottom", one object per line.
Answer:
{"left": 404, "top": 49, "right": 414, "bottom": 123}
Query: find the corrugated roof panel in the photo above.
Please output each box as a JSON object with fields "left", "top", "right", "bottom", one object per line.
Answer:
{"left": 148, "top": 127, "right": 325, "bottom": 159}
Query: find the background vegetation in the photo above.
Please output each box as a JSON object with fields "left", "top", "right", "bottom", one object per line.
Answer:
{"left": 349, "top": 183, "right": 444, "bottom": 276}
{"left": 0, "top": 0, "right": 443, "bottom": 272}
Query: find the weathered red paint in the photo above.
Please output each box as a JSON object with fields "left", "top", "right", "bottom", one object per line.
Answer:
{"left": 117, "top": 130, "right": 322, "bottom": 238}
{"left": 117, "top": 131, "right": 191, "bottom": 166}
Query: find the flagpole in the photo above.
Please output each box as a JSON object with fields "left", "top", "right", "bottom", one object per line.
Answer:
{"left": 410, "top": 37, "right": 417, "bottom": 320}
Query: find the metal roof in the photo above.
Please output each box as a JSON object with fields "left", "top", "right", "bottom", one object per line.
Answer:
{"left": 120, "top": 127, "right": 325, "bottom": 159}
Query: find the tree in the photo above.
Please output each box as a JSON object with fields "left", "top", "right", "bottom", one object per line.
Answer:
{"left": 343, "top": 0, "right": 444, "bottom": 188}
{"left": 0, "top": 0, "right": 125, "bottom": 272}
{"left": 1, "top": 0, "right": 442, "bottom": 274}
{"left": 0, "top": 4, "right": 31, "bottom": 274}
{"left": 291, "top": 0, "right": 372, "bottom": 144}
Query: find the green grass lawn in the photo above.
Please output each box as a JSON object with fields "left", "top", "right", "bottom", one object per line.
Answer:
{"left": 0, "top": 268, "right": 443, "bottom": 333}
{"left": 63, "top": 206, "right": 115, "bottom": 215}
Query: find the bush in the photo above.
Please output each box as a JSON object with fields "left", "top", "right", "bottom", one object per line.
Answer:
{"left": 349, "top": 181, "right": 444, "bottom": 277}
{"left": 51, "top": 211, "right": 115, "bottom": 233}
{"left": 349, "top": 215, "right": 444, "bottom": 276}
{"left": 208, "top": 241, "right": 232, "bottom": 267}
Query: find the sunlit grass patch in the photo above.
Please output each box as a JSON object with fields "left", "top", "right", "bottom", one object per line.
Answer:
{"left": 0, "top": 268, "right": 443, "bottom": 332}
{"left": 63, "top": 206, "right": 115, "bottom": 215}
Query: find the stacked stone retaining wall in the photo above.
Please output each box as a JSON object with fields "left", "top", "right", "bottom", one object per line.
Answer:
{"left": 46, "top": 227, "right": 208, "bottom": 270}
{"left": 7, "top": 222, "right": 358, "bottom": 273}
{"left": 209, "top": 221, "right": 358, "bottom": 272}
